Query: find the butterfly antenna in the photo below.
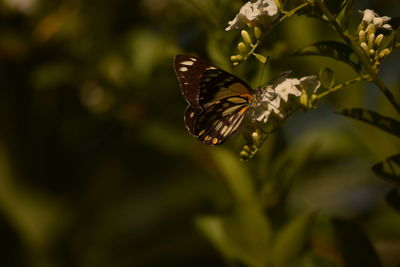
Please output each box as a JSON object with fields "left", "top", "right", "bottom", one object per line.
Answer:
{"left": 257, "top": 56, "right": 270, "bottom": 87}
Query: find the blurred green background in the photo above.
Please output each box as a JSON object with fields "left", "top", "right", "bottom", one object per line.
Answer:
{"left": 0, "top": 0, "right": 400, "bottom": 266}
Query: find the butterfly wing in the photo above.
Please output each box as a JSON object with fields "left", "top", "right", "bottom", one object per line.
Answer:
{"left": 174, "top": 55, "right": 254, "bottom": 145}
{"left": 174, "top": 55, "right": 208, "bottom": 107}
{"left": 193, "top": 96, "right": 250, "bottom": 145}
{"left": 174, "top": 55, "right": 254, "bottom": 106}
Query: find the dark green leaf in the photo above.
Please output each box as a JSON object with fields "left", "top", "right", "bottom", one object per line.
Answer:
{"left": 336, "top": 108, "right": 400, "bottom": 138}
{"left": 385, "top": 188, "right": 400, "bottom": 213}
{"left": 319, "top": 67, "right": 335, "bottom": 88}
{"left": 324, "top": 0, "right": 348, "bottom": 16}
{"left": 222, "top": 206, "right": 271, "bottom": 267}
{"left": 336, "top": 0, "right": 355, "bottom": 27}
{"left": 295, "top": 0, "right": 346, "bottom": 21}
{"left": 332, "top": 218, "right": 382, "bottom": 267}
{"left": 208, "top": 149, "right": 272, "bottom": 267}
{"left": 197, "top": 208, "right": 272, "bottom": 267}
{"left": 195, "top": 216, "right": 237, "bottom": 261}
{"left": 293, "top": 41, "right": 361, "bottom": 72}
{"left": 272, "top": 213, "right": 317, "bottom": 267}
{"left": 372, "top": 154, "right": 400, "bottom": 186}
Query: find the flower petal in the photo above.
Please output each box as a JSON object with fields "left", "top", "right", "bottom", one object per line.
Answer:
{"left": 359, "top": 9, "right": 392, "bottom": 30}
{"left": 225, "top": 0, "right": 279, "bottom": 31}
{"left": 274, "top": 78, "right": 301, "bottom": 102}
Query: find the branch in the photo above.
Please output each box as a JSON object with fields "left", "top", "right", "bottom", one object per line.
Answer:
{"left": 317, "top": 75, "right": 371, "bottom": 99}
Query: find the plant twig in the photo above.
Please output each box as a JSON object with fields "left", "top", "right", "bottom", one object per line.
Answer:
{"left": 317, "top": 75, "right": 371, "bottom": 99}
{"left": 278, "top": 0, "right": 313, "bottom": 23}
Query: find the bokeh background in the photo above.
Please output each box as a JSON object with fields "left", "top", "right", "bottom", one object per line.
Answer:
{"left": 1, "top": 0, "right": 400, "bottom": 266}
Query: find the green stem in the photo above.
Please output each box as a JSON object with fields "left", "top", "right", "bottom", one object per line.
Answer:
{"left": 278, "top": 0, "right": 313, "bottom": 23}
{"left": 315, "top": 0, "right": 400, "bottom": 115}
{"left": 274, "top": 0, "right": 285, "bottom": 13}
{"left": 317, "top": 75, "right": 371, "bottom": 99}
{"left": 249, "top": 40, "right": 260, "bottom": 56}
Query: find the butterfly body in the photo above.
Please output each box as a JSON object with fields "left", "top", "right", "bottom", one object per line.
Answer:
{"left": 174, "top": 55, "right": 267, "bottom": 145}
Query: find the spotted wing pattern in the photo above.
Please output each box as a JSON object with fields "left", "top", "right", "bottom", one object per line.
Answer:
{"left": 174, "top": 55, "right": 254, "bottom": 145}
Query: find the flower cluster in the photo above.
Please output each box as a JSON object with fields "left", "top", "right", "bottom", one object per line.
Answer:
{"left": 357, "top": 9, "right": 394, "bottom": 69}
{"left": 359, "top": 9, "right": 392, "bottom": 30}
{"left": 253, "top": 75, "right": 321, "bottom": 123}
{"left": 226, "top": 0, "right": 280, "bottom": 65}
{"left": 240, "top": 75, "right": 320, "bottom": 160}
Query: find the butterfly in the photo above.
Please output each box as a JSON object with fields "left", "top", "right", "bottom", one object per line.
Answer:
{"left": 174, "top": 54, "right": 260, "bottom": 146}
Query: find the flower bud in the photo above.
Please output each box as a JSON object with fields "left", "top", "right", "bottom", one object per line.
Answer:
{"left": 368, "top": 33, "right": 375, "bottom": 48}
{"left": 378, "top": 48, "right": 391, "bottom": 59}
{"left": 369, "top": 49, "right": 375, "bottom": 55}
{"left": 254, "top": 26, "right": 262, "bottom": 39}
{"left": 241, "top": 30, "right": 253, "bottom": 45}
{"left": 360, "top": 42, "right": 369, "bottom": 54}
{"left": 311, "top": 94, "right": 318, "bottom": 103}
{"left": 358, "top": 30, "right": 366, "bottom": 42}
{"left": 240, "top": 150, "right": 250, "bottom": 160}
{"left": 238, "top": 42, "right": 248, "bottom": 52}
{"left": 374, "top": 34, "right": 384, "bottom": 48}
{"left": 356, "top": 23, "right": 365, "bottom": 35}
{"left": 254, "top": 53, "right": 267, "bottom": 63}
{"left": 299, "top": 93, "right": 308, "bottom": 108}
{"left": 365, "top": 23, "right": 375, "bottom": 35}
{"left": 251, "top": 130, "right": 261, "bottom": 145}
{"left": 243, "top": 145, "right": 251, "bottom": 152}
{"left": 231, "top": 55, "right": 237, "bottom": 61}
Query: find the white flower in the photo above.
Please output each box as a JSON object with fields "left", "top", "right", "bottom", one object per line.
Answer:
{"left": 360, "top": 9, "right": 375, "bottom": 24}
{"left": 272, "top": 75, "right": 320, "bottom": 102}
{"left": 359, "top": 9, "right": 392, "bottom": 30}
{"left": 225, "top": 0, "right": 279, "bottom": 31}
{"left": 274, "top": 78, "right": 301, "bottom": 102}
{"left": 252, "top": 75, "right": 320, "bottom": 123}
{"left": 253, "top": 85, "right": 282, "bottom": 123}
{"left": 373, "top": 17, "right": 391, "bottom": 28}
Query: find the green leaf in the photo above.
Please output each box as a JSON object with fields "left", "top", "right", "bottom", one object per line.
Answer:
{"left": 319, "top": 67, "right": 335, "bottom": 88}
{"left": 196, "top": 205, "right": 272, "bottom": 267}
{"left": 293, "top": 41, "right": 361, "bottom": 72}
{"left": 207, "top": 149, "right": 272, "bottom": 267}
{"left": 337, "top": 108, "right": 400, "bottom": 138}
{"left": 336, "top": 0, "right": 355, "bottom": 27}
{"left": 372, "top": 154, "right": 400, "bottom": 186}
{"left": 271, "top": 213, "right": 317, "bottom": 267}
{"left": 385, "top": 188, "right": 400, "bottom": 213}
{"left": 196, "top": 211, "right": 271, "bottom": 267}
{"left": 332, "top": 218, "right": 382, "bottom": 267}
{"left": 324, "top": 0, "right": 348, "bottom": 17}
{"left": 211, "top": 149, "right": 254, "bottom": 205}
{"left": 195, "top": 216, "right": 237, "bottom": 261}
{"left": 222, "top": 206, "right": 271, "bottom": 267}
